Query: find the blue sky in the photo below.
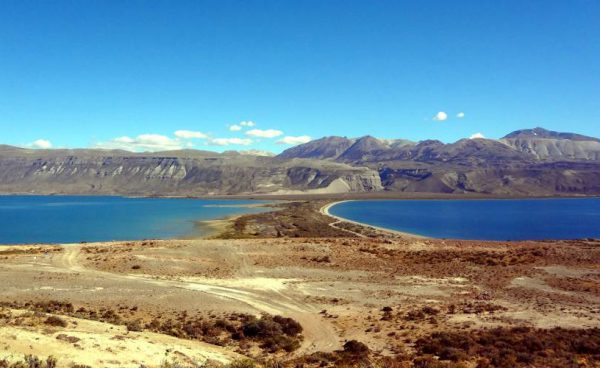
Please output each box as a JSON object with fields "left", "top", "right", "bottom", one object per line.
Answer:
{"left": 1, "top": 0, "right": 599, "bottom": 153}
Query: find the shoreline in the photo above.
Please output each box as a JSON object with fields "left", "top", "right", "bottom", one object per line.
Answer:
{"left": 2, "top": 192, "right": 599, "bottom": 201}
{"left": 320, "top": 200, "right": 428, "bottom": 239}
{"left": 194, "top": 215, "right": 242, "bottom": 239}
{"left": 3, "top": 196, "right": 598, "bottom": 245}
{"left": 0, "top": 200, "right": 277, "bottom": 246}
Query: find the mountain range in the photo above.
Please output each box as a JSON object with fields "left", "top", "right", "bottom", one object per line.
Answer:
{"left": 1, "top": 127, "right": 599, "bottom": 196}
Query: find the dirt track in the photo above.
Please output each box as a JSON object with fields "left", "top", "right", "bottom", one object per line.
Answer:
{"left": 2, "top": 211, "right": 600, "bottom": 366}
{"left": 3, "top": 241, "right": 341, "bottom": 357}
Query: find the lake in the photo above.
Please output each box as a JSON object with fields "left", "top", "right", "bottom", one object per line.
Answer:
{"left": 0, "top": 196, "right": 270, "bottom": 244}
{"left": 328, "top": 198, "right": 600, "bottom": 241}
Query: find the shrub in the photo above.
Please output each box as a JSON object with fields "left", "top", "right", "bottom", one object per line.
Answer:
{"left": 126, "top": 319, "right": 143, "bottom": 332}
{"left": 272, "top": 315, "right": 302, "bottom": 336}
{"left": 343, "top": 340, "right": 370, "bottom": 355}
{"left": 45, "top": 356, "right": 57, "bottom": 368}
{"left": 260, "top": 335, "right": 301, "bottom": 353}
{"left": 44, "top": 316, "right": 68, "bottom": 327}
{"left": 415, "top": 327, "right": 600, "bottom": 367}
{"left": 422, "top": 306, "right": 440, "bottom": 316}
{"left": 55, "top": 334, "right": 80, "bottom": 343}
{"left": 226, "top": 360, "right": 256, "bottom": 368}
{"left": 239, "top": 314, "right": 303, "bottom": 352}
{"left": 241, "top": 315, "right": 301, "bottom": 338}
{"left": 0, "top": 355, "right": 58, "bottom": 368}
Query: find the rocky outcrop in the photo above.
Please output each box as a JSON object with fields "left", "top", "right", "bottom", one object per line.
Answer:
{"left": 0, "top": 148, "right": 382, "bottom": 196}
{"left": 277, "top": 136, "right": 356, "bottom": 160}
{"left": 2, "top": 127, "right": 599, "bottom": 197}
{"left": 278, "top": 127, "right": 600, "bottom": 195}
{"left": 501, "top": 127, "right": 600, "bottom": 161}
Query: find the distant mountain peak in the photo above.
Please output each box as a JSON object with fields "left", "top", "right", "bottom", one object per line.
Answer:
{"left": 277, "top": 136, "right": 355, "bottom": 160}
{"left": 503, "top": 127, "right": 600, "bottom": 142}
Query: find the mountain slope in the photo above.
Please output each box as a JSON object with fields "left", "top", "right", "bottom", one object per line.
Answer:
{"left": 277, "top": 136, "right": 355, "bottom": 160}
{"left": 1, "top": 127, "right": 599, "bottom": 196}
{"left": 278, "top": 128, "right": 600, "bottom": 195}
{"left": 337, "top": 136, "right": 393, "bottom": 162}
{"left": 503, "top": 127, "right": 600, "bottom": 142}
{"left": 0, "top": 147, "right": 382, "bottom": 196}
{"left": 500, "top": 127, "right": 600, "bottom": 161}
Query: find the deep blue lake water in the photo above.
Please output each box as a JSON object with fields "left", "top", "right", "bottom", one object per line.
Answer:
{"left": 0, "top": 196, "right": 270, "bottom": 244}
{"left": 329, "top": 198, "right": 600, "bottom": 241}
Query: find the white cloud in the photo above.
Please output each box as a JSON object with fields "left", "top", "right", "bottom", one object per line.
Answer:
{"left": 239, "top": 149, "right": 275, "bottom": 157}
{"left": 246, "top": 129, "right": 283, "bottom": 138}
{"left": 456, "top": 112, "right": 465, "bottom": 118}
{"left": 174, "top": 130, "right": 208, "bottom": 139}
{"left": 113, "top": 136, "right": 135, "bottom": 143}
{"left": 469, "top": 132, "right": 485, "bottom": 139}
{"left": 229, "top": 125, "right": 242, "bottom": 131}
{"left": 95, "top": 134, "right": 185, "bottom": 152}
{"left": 29, "top": 139, "right": 53, "bottom": 149}
{"left": 276, "top": 135, "right": 312, "bottom": 145}
{"left": 239, "top": 121, "right": 255, "bottom": 127}
{"left": 136, "top": 134, "right": 182, "bottom": 148}
{"left": 433, "top": 111, "right": 448, "bottom": 121}
{"left": 208, "top": 137, "right": 253, "bottom": 146}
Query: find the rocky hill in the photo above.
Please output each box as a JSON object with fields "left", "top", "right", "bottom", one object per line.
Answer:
{"left": 500, "top": 127, "right": 600, "bottom": 161}
{"left": 0, "top": 147, "right": 382, "bottom": 196}
{"left": 277, "top": 136, "right": 357, "bottom": 160}
{"left": 1, "top": 127, "right": 598, "bottom": 196}
{"left": 278, "top": 128, "right": 600, "bottom": 196}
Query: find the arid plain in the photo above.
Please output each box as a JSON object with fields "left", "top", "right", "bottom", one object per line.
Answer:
{"left": 1, "top": 201, "right": 599, "bottom": 368}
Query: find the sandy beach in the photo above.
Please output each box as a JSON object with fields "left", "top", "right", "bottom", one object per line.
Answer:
{"left": 319, "top": 200, "right": 427, "bottom": 239}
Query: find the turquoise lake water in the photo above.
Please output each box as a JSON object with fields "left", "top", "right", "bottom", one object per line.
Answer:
{"left": 0, "top": 196, "right": 270, "bottom": 244}
{"left": 329, "top": 198, "right": 600, "bottom": 241}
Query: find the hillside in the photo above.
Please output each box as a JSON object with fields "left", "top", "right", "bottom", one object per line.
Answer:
{"left": 278, "top": 128, "right": 600, "bottom": 196}
{"left": 0, "top": 127, "right": 599, "bottom": 196}
{"left": 0, "top": 148, "right": 382, "bottom": 196}
{"left": 500, "top": 127, "right": 600, "bottom": 161}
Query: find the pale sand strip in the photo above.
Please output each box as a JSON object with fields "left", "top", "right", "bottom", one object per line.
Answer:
{"left": 320, "top": 200, "right": 428, "bottom": 239}
{"left": 195, "top": 214, "right": 241, "bottom": 238}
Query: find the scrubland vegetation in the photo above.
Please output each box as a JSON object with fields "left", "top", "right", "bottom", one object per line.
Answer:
{"left": 0, "top": 301, "right": 303, "bottom": 355}
{"left": 3, "top": 299, "right": 599, "bottom": 367}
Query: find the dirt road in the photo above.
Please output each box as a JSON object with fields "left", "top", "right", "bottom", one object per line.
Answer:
{"left": 53, "top": 243, "right": 340, "bottom": 354}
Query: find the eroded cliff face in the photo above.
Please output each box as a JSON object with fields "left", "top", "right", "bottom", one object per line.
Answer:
{"left": 379, "top": 163, "right": 600, "bottom": 195}
{"left": 3, "top": 125, "right": 600, "bottom": 197}
{"left": 500, "top": 138, "right": 600, "bottom": 161}
{"left": 0, "top": 149, "right": 382, "bottom": 195}
{"left": 284, "top": 166, "right": 382, "bottom": 192}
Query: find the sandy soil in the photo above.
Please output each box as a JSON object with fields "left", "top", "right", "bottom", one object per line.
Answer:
{"left": 1, "top": 201, "right": 600, "bottom": 367}
{"left": 0, "top": 308, "right": 240, "bottom": 367}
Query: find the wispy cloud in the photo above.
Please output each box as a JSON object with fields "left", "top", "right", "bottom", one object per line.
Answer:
{"left": 433, "top": 111, "right": 448, "bottom": 121}
{"left": 239, "top": 149, "right": 275, "bottom": 157}
{"left": 469, "top": 132, "right": 485, "bottom": 139}
{"left": 95, "top": 129, "right": 213, "bottom": 152}
{"left": 174, "top": 130, "right": 208, "bottom": 139}
{"left": 89, "top": 122, "right": 303, "bottom": 151}
{"left": 207, "top": 137, "right": 253, "bottom": 146}
{"left": 246, "top": 129, "right": 283, "bottom": 138}
{"left": 28, "top": 139, "right": 53, "bottom": 149}
{"left": 457, "top": 112, "right": 465, "bottom": 118}
{"left": 276, "top": 135, "right": 311, "bottom": 145}
{"left": 95, "top": 134, "right": 187, "bottom": 152}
